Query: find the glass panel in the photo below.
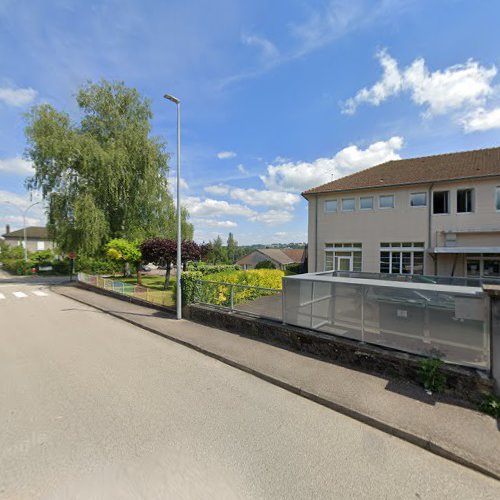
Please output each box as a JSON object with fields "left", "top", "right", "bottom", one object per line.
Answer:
{"left": 338, "top": 257, "right": 351, "bottom": 271}
{"left": 353, "top": 252, "right": 362, "bottom": 272}
{"left": 379, "top": 195, "right": 394, "bottom": 209}
{"left": 324, "top": 200, "right": 337, "bottom": 212}
{"left": 352, "top": 243, "right": 362, "bottom": 248}
{"left": 413, "top": 252, "right": 424, "bottom": 275}
{"left": 380, "top": 242, "right": 390, "bottom": 248}
{"left": 380, "top": 252, "right": 390, "bottom": 273}
{"left": 414, "top": 242, "right": 425, "bottom": 247}
{"left": 325, "top": 252, "right": 334, "bottom": 271}
{"left": 433, "top": 191, "right": 449, "bottom": 214}
{"left": 496, "top": 187, "right": 500, "bottom": 211}
{"left": 334, "top": 243, "right": 343, "bottom": 247}
{"left": 457, "top": 189, "right": 473, "bottom": 213}
{"left": 402, "top": 252, "right": 412, "bottom": 274}
{"left": 483, "top": 260, "right": 500, "bottom": 277}
{"left": 467, "top": 259, "right": 480, "bottom": 277}
{"left": 391, "top": 252, "right": 401, "bottom": 274}
{"left": 410, "top": 192, "right": 427, "bottom": 207}
{"left": 360, "top": 197, "right": 373, "bottom": 209}
{"left": 342, "top": 198, "right": 355, "bottom": 211}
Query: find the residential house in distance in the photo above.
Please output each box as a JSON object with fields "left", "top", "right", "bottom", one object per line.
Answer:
{"left": 1, "top": 225, "right": 55, "bottom": 252}
{"left": 303, "top": 147, "right": 500, "bottom": 278}
{"left": 237, "top": 247, "right": 306, "bottom": 270}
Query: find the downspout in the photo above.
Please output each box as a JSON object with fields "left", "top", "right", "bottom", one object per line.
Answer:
{"left": 315, "top": 194, "right": 319, "bottom": 272}
{"left": 428, "top": 183, "right": 437, "bottom": 275}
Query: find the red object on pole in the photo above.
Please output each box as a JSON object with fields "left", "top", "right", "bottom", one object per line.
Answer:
{"left": 68, "top": 251, "right": 77, "bottom": 260}
{"left": 31, "top": 267, "right": 37, "bottom": 274}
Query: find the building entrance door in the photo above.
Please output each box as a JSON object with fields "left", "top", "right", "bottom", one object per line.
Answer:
{"left": 337, "top": 256, "right": 353, "bottom": 272}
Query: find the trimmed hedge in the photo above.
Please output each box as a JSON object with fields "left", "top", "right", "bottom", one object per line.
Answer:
{"left": 181, "top": 269, "right": 284, "bottom": 306}
{"left": 186, "top": 262, "right": 241, "bottom": 275}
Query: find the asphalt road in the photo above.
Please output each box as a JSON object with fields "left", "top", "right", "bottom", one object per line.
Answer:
{"left": 1, "top": 280, "right": 499, "bottom": 499}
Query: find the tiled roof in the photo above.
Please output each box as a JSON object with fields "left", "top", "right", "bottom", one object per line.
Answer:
{"left": 236, "top": 248, "right": 305, "bottom": 266}
{"left": 281, "top": 248, "right": 305, "bottom": 263}
{"left": 2, "top": 226, "right": 49, "bottom": 239}
{"left": 303, "top": 146, "right": 500, "bottom": 195}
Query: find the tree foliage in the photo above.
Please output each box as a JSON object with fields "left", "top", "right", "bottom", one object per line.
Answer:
{"left": 25, "top": 79, "right": 193, "bottom": 255}
{"left": 105, "top": 238, "right": 141, "bottom": 278}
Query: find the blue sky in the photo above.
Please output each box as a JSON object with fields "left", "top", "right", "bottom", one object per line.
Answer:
{"left": 1, "top": 0, "right": 500, "bottom": 244}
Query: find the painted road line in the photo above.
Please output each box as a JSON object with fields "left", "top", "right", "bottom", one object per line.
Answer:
{"left": 32, "top": 290, "right": 49, "bottom": 297}
{"left": 0, "top": 293, "right": 5, "bottom": 300}
{"left": 13, "top": 291, "right": 28, "bottom": 298}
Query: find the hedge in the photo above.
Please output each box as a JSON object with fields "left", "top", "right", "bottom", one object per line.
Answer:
{"left": 181, "top": 269, "right": 284, "bottom": 306}
{"left": 186, "top": 262, "right": 241, "bottom": 275}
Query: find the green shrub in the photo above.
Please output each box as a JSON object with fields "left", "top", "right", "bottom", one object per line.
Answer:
{"left": 255, "top": 260, "right": 276, "bottom": 269}
{"left": 286, "top": 262, "right": 303, "bottom": 274}
{"left": 419, "top": 357, "right": 447, "bottom": 393}
{"left": 479, "top": 394, "right": 500, "bottom": 419}
{"left": 179, "top": 271, "right": 204, "bottom": 305}
{"left": 1, "top": 258, "right": 36, "bottom": 275}
{"left": 186, "top": 262, "right": 241, "bottom": 275}
{"left": 74, "top": 256, "right": 123, "bottom": 275}
{"left": 30, "top": 249, "right": 55, "bottom": 264}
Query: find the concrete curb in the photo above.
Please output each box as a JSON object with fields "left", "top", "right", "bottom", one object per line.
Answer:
{"left": 52, "top": 285, "right": 500, "bottom": 482}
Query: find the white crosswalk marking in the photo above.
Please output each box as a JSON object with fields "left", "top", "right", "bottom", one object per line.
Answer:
{"left": 33, "top": 290, "right": 48, "bottom": 297}
{"left": 0, "top": 293, "right": 5, "bottom": 300}
{"left": 13, "top": 291, "right": 28, "bottom": 298}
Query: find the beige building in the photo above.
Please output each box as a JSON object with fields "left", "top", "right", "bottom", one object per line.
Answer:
{"left": 303, "top": 147, "right": 500, "bottom": 278}
{"left": 1, "top": 226, "right": 55, "bottom": 252}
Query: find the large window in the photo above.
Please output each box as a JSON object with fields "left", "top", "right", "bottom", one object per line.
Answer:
{"left": 433, "top": 191, "right": 449, "bottom": 214}
{"left": 324, "top": 199, "right": 337, "bottom": 213}
{"left": 341, "top": 198, "right": 355, "bottom": 211}
{"left": 37, "top": 241, "right": 45, "bottom": 250}
{"left": 325, "top": 243, "right": 362, "bottom": 272}
{"left": 457, "top": 188, "right": 474, "bottom": 213}
{"left": 379, "top": 194, "right": 394, "bottom": 209}
{"left": 410, "top": 192, "right": 427, "bottom": 207}
{"left": 380, "top": 242, "right": 424, "bottom": 275}
{"left": 360, "top": 196, "right": 374, "bottom": 210}
{"left": 467, "top": 256, "right": 500, "bottom": 278}
{"left": 496, "top": 187, "right": 500, "bottom": 211}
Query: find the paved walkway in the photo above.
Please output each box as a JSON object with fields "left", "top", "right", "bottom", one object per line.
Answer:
{"left": 53, "top": 283, "right": 500, "bottom": 480}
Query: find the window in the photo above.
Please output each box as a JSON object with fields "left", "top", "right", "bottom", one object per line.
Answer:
{"left": 457, "top": 188, "right": 473, "bottom": 213}
{"left": 341, "top": 198, "right": 355, "bottom": 211}
{"left": 325, "top": 243, "right": 362, "bottom": 272}
{"left": 496, "top": 187, "right": 500, "bottom": 211}
{"left": 467, "top": 256, "right": 500, "bottom": 278}
{"left": 379, "top": 195, "right": 394, "bottom": 209}
{"left": 380, "top": 242, "right": 424, "bottom": 275}
{"left": 410, "top": 192, "right": 427, "bottom": 207}
{"left": 324, "top": 199, "right": 337, "bottom": 213}
{"left": 37, "top": 241, "right": 45, "bottom": 250}
{"left": 360, "top": 196, "right": 374, "bottom": 210}
{"left": 433, "top": 191, "right": 449, "bottom": 214}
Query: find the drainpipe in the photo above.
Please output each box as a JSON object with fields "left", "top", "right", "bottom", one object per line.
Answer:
{"left": 315, "top": 195, "right": 319, "bottom": 272}
{"left": 428, "top": 183, "right": 436, "bottom": 275}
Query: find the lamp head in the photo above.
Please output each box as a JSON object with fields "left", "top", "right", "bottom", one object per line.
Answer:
{"left": 164, "top": 93, "right": 180, "bottom": 104}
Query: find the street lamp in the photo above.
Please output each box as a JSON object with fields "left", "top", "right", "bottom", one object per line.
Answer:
{"left": 0, "top": 200, "right": 41, "bottom": 261}
{"left": 164, "top": 92, "right": 182, "bottom": 320}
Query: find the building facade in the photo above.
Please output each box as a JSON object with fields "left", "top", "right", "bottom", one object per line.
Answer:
{"left": 1, "top": 226, "right": 55, "bottom": 252}
{"left": 303, "top": 148, "right": 500, "bottom": 278}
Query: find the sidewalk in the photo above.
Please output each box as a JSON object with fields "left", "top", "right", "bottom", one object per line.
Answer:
{"left": 53, "top": 283, "right": 500, "bottom": 480}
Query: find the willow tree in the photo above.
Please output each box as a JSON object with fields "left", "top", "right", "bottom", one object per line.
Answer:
{"left": 24, "top": 80, "right": 193, "bottom": 255}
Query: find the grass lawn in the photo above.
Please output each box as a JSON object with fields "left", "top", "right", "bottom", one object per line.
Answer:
{"left": 113, "top": 275, "right": 175, "bottom": 307}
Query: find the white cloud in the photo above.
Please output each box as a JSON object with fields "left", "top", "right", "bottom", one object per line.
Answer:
{"left": 237, "top": 164, "right": 249, "bottom": 175}
{"left": 261, "top": 136, "right": 404, "bottom": 193}
{"left": 343, "top": 49, "right": 498, "bottom": 124}
{"left": 0, "top": 157, "right": 34, "bottom": 175}
{"left": 192, "top": 218, "right": 237, "bottom": 228}
{"left": 183, "top": 196, "right": 256, "bottom": 218}
{"left": 204, "top": 184, "right": 230, "bottom": 196}
{"left": 0, "top": 85, "right": 37, "bottom": 107}
{"left": 217, "top": 151, "right": 237, "bottom": 160}
{"left": 0, "top": 190, "right": 45, "bottom": 231}
{"left": 168, "top": 176, "right": 189, "bottom": 192}
{"left": 250, "top": 209, "right": 294, "bottom": 225}
{"left": 230, "top": 187, "right": 300, "bottom": 208}
{"left": 242, "top": 33, "right": 279, "bottom": 62}
{"left": 462, "top": 107, "right": 500, "bottom": 132}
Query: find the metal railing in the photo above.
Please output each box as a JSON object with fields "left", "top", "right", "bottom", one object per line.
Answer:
{"left": 193, "top": 278, "right": 283, "bottom": 321}
{"left": 77, "top": 272, "right": 173, "bottom": 308}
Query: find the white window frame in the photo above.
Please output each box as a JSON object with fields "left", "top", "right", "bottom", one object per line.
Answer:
{"left": 379, "top": 242, "right": 425, "bottom": 275}
{"left": 325, "top": 243, "right": 362, "bottom": 272}
{"left": 37, "top": 241, "right": 45, "bottom": 251}
{"left": 341, "top": 198, "right": 355, "bottom": 212}
{"left": 379, "top": 194, "right": 394, "bottom": 209}
{"left": 360, "top": 196, "right": 374, "bottom": 210}
{"left": 324, "top": 199, "right": 338, "bottom": 213}
{"left": 432, "top": 190, "right": 450, "bottom": 215}
{"left": 410, "top": 192, "right": 427, "bottom": 208}
{"left": 456, "top": 188, "right": 474, "bottom": 214}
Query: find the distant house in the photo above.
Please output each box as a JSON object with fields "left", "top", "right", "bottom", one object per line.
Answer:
{"left": 237, "top": 248, "right": 306, "bottom": 270}
{"left": 1, "top": 225, "right": 55, "bottom": 252}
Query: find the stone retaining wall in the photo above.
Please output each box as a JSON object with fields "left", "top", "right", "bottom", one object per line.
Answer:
{"left": 186, "top": 303, "right": 494, "bottom": 403}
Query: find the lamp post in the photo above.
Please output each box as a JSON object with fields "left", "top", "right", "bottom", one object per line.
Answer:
{"left": 164, "top": 92, "right": 182, "bottom": 320}
{"left": 0, "top": 200, "right": 41, "bottom": 261}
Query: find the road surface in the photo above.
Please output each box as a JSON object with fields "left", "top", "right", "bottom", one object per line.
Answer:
{"left": 1, "top": 279, "right": 499, "bottom": 499}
